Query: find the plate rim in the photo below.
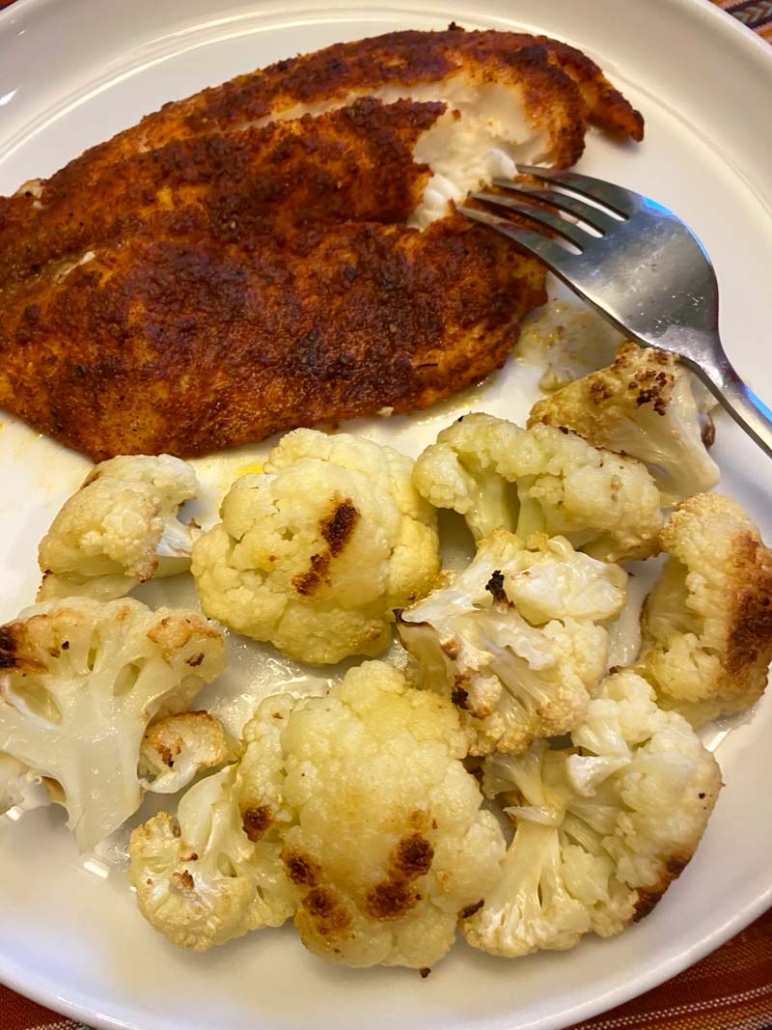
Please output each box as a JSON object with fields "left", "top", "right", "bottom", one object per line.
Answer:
{"left": 0, "top": 1, "right": 771, "bottom": 1028}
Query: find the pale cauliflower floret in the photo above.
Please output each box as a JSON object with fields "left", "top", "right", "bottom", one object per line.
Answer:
{"left": 129, "top": 696, "right": 298, "bottom": 952}
{"left": 462, "top": 669, "right": 721, "bottom": 957}
{"left": 276, "top": 662, "right": 506, "bottom": 969}
{"left": 38, "top": 454, "right": 200, "bottom": 601}
{"left": 412, "top": 414, "right": 519, "bottom": 542}
{"left": 0, "top": 597, "right": 225, "bottom": 850}
{"left": 528, "top": 343, "right": 719, "bottom": 504}
{"left": 130, "top": 662, "right": 505, "bottom": 967}
{"left": 139, "top": 711, "right": 233, "bottom": 794}
{"left": 637, "top": 492, "right": 772, "bottom": 726}
{"left": 192, "top": 429, "right": 440, "bottom": 665}
{"left": 397, "top": 529, "right": 627, "bottom": 754}
{"left": 413, "top": 413, "right": 663, "bottom": 561}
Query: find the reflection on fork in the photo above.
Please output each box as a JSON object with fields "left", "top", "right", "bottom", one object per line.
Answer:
{"left": 462, "top": 165, "right": 772, "bottom": 460}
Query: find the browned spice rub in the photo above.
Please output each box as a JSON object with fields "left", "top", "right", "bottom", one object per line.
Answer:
{"left": 0, "top": 28, "right": 643, "bottom": 460}
{"left": 1, "top": 212, "right": 546, "bottom": 458}
{"left": 150, "top": 27, "right": 643, "bottom": 149}
{"left": 0, "top": 98, "right": 444, "bottom": 288}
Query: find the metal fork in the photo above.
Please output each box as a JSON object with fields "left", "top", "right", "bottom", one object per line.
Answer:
{"left": 463, "top": 165, "right": 772, "bottom": 459}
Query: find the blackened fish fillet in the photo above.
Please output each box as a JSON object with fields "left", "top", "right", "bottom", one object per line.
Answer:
{"left": 0, "top": 28, "right": 643, "bottom": 459}
{"left": 0, "top": 98, "right": 445, "bottom": 288}
{"left": 2, "top": 214, "right": 546, "bottom": 459}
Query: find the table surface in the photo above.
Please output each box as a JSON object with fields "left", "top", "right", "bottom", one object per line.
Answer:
{"left": 0, "top": 0, "right": 770, "bottom": 1028}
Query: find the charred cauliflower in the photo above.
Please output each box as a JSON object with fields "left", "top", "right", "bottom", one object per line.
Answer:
{"left": 38, "top": 454, "right": 200, "bottom": 601}
{"left": 637, "top": 492, "right": 772, "bottom": 725}
{"left": 462, "top": 669, "right": 722, "bottom": 957}
{"left": 129, "top": 661, "right": 506, "bottom": 968}
{"left": 129, "top": 707, "right": 297, "bottom": 951}
{"left": 412, "top": 414, "right": 663, "bottom": 561}
{"left": 397, "top": 529, "right": 627, "bottom": 754}
{"left": 0, "top": 597, "right": 225, "bottom": 849}
{"left": 192, "top": 429, "right": 440, "bottom": 665}
{"left": 528, "top": 343, "right": 719, "bottom": 504}
{"left": 139, "top": 711, "right": 233, "bottom": 795}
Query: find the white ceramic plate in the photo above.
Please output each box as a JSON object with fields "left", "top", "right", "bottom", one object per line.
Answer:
{"left": 2, "top": 1, "right": 772, "bottom": 1028}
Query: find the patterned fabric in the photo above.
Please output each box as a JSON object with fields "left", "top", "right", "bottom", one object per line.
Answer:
{"left": 577, "top": 908, "right": 772, "bottom": 1030}
{"left": 0, "top": 983, "right": 89, "bottom": 1030}
{"left": 715, "top": 0, "right": 772, "bottom": 40}
{"left": 0, "top": 0, "right": 770, "bottom": 1028}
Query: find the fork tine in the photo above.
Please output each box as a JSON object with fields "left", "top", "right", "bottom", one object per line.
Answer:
{"left": 462, "top": 206, "right": 576, "bottom": 270}
{"left": 471, "top": 191, "right": 590, "bottom": 250}
{"left": 491, "top": 181, "right": 620, "bottom": 235}
{"left": 516, "top": 164, "right": 641, "bottom": 219}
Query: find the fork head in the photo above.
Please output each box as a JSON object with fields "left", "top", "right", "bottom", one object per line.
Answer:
{"left": 463, "top": 166, "right": 720, "bottom": 357}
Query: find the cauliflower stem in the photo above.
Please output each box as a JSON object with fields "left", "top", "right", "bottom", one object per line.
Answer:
{"left": 0, "top": 597, "right": 225, "bottom": 849}
{"left": 462, "top": 670, "right": 722, "bottom": 956}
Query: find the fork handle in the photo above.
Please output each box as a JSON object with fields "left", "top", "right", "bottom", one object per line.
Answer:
{"left": 696, "top": 358, "right": 772, "bottom": 461}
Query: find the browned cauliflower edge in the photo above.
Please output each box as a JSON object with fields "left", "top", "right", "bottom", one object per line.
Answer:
{"left": 0, "top": 596, "right": 225, "bottom": 850}
{"left": 128, "top": 661, "right": 506, "bottom": 968}
{"left": 637, "top": 492, "right": 772, "bottom": 725}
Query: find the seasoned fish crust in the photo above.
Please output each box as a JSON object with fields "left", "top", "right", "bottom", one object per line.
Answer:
{"left": 136, "top": 28, "right": 643, "bottom": 151}
{"left": 0, "top": 98, "right": 445, "bottom": 289}
{"left": 0, "top": 214, "right": 546, "bottom": 460}
{"left": 0, "top": 28, "right": 642, "bottom": 279}
{"left": 81, "top": 27, "right": 642, "bottom": 164}
{"left": 160, "top": 27, "right": 641, "bottom": 137}
{"left": 0, "top": 27, "right": 642, "bottom": 459}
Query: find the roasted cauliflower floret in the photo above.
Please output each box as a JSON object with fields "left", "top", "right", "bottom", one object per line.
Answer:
{"left": 192, "top": 429, "right": 440, "bottom": 665}
{"left": 461, "top": 669, "right": 722, "bottom": 957}
{"left": 528, "top": 343, "right": 719, "bottom": 504}
{"left": 637, "top": 492, "right": 772, "bottom": 726}
{"left": 130, "top": 662, "right": 506, "bottom": 968}
{"left": 0, "top": 597, "right": 225, "bottom": 850}
{"left": 412, "top": 413, "right": 520, "bottom": 542}
{"left": 413, "top": 414, "right": 663, "bottom": 561}
{"left": 139, "top": 711, "right": 233, "bottom": 794}
{"left": 397, "top": 529, "right": 627, "bottom": 754}
{"left": 277, "top": 662, "right": 505, "bottom": 969}
{"left": 129, "top": 699, "right": 298, "bottom": 952}
{"left": 37, "top": 454, "right": 200, "bottom": 601}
